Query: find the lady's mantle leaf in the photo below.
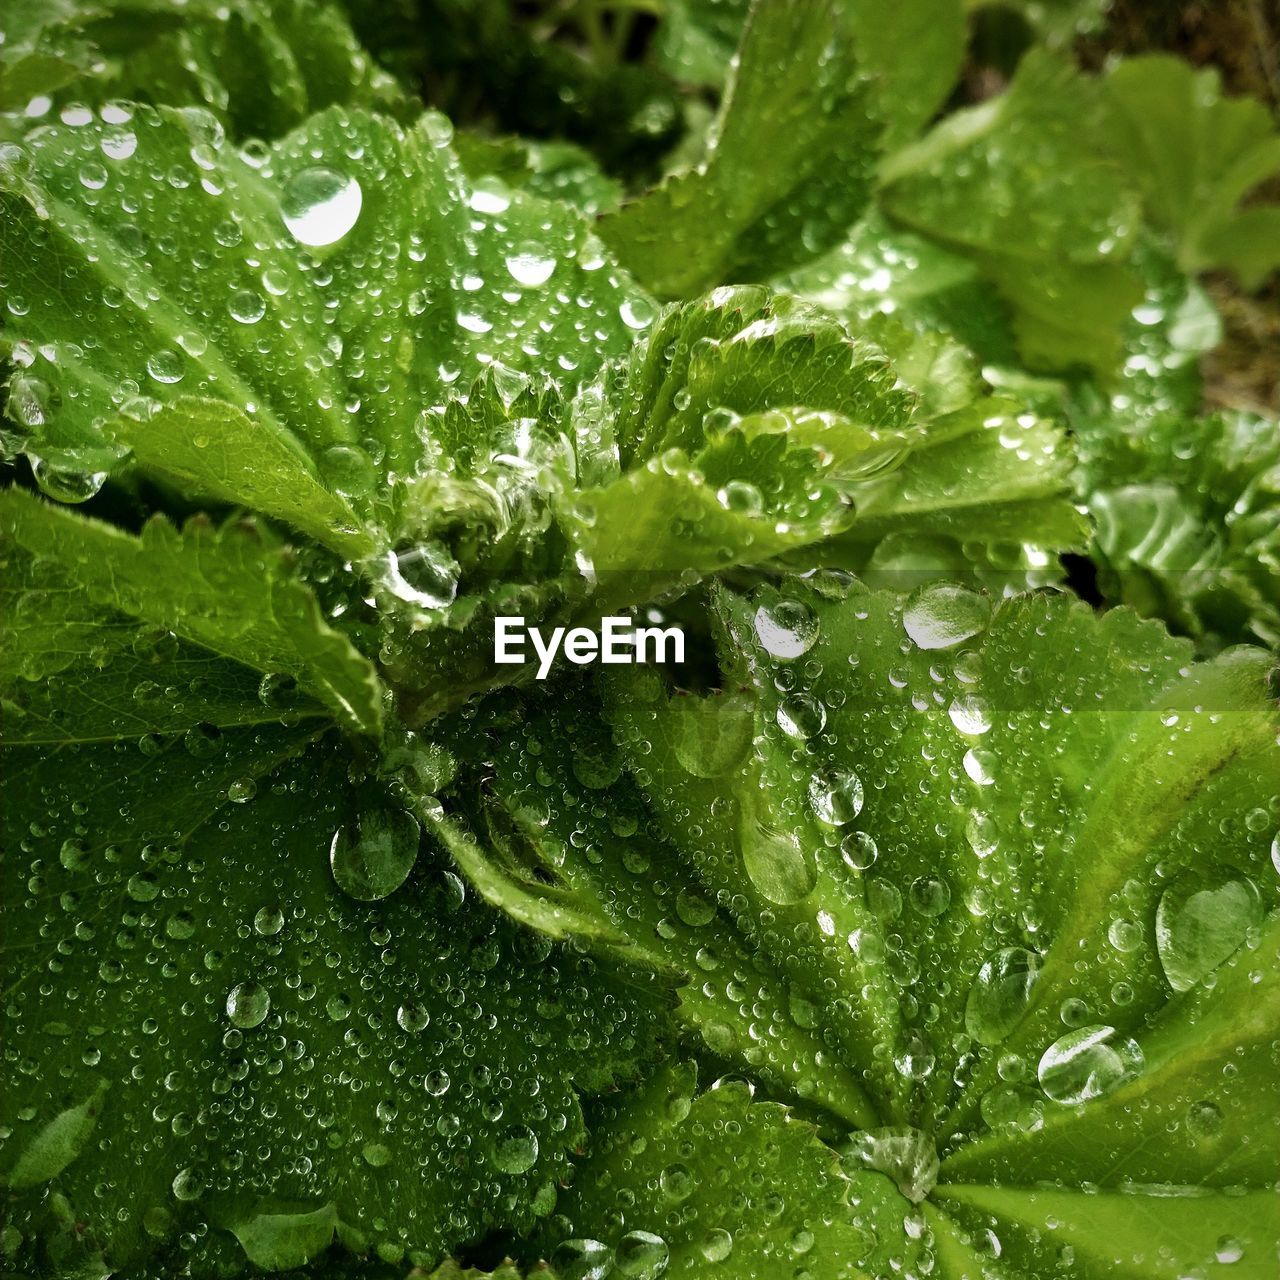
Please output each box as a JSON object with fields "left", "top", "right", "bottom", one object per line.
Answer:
{"left": 599, "top": 0, "right": 881, "bottom": 299}
{"left": 0, "top": 0, "right": 407, "bottom": 136}
{"left": 880, "top": 50, "right": 1143, "bottom": 378}
{"left": 1105, "top": 54, "right": 1280, "bottom": 289}
{"left": 0, "top": 102, "right": 648, "bottom": 535}
{"left": 1076, "top": 407, "right": 1280, "bottom": 651}
{"left": 539, "top": 1065, "right": 872, "bottom": 1278}
{"left": 445, "top": 578, "right": 1280, "bottom": 1275}
{"left": 0, "top": 488, "right": 383, "bottom": 734}
{"left": 0, "top": 653, "right": 666, "bottom": 1273}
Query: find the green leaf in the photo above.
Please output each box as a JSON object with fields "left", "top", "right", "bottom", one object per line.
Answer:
{"left": 116, "top": 397, "right": 374, "bottom": 558}
{"left": 600, "top": 0, "right": 881, "bottom": 298}
{"left": 540, "top": 1065, "right": 872, "bottom": 1278}
{"left": 657, "top": 0, "right": 964, "bottom": 149}
{"left": 880, "top": 50, "right": 1144, "bottom": 377}
{"left": 1105, "top": 54, "right": 1280, "bottom": 289}
{"left": 0, "top": 102, "right": 649, "bottom": 528}
{"left": 1074, "top": 407, "right": 1280, "bottom": 650}
{"left": 0, "top": 0, "right": 408, "bottom": 135}
{"left": 445, "top": 577, "right": 1280, "bottom": 1274}
{"left": 3, "top": 1083, "right": 109, "bottom": 1190}
{"left": 0, "top": 489, "right": 383, "bottom": 734}
{"left": 0, "top": 651, "right": 667, "bottom": 1273}
{"left": 965, "top": 0, "right": 1112, "bottom": 47}
{"left": 451, "top": 133, "right": 623, "bottom": 216}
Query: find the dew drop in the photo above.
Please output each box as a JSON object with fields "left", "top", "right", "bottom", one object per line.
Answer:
{"left": 1038, "top": 1024, "right": 1143, "bottom": 1104}
{"left": 902, "top": 582, "right": 991, "bottom": 650}
{"left": 1155, "top": 870, "right": 1262, "bottom": 993}
{"left": 505, "top": 245, "right": 556, "bottom": 286}
{"left": 329, "top": 806, "right": 421, "bottom": 901}
{"left": 754, "top": 599, "right": 818, "bottom": 659}
{"left": 225, "top": 981, "right": 270, "bottom": 1029}
{"left": 281, "top": 167, "right": 362, "bottom": 246}
{"left": 492, "top": 1123, "right": 538, "bottom": 1173}
{"left": 965, "top": 947, "right": 1042, "bottom": 1045}
{"left": 807, "top": 767, "right": 863, "bottom": 825}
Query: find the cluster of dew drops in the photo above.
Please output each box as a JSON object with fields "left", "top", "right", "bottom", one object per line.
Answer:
{"left": 745, "top": 580, "right": 1276, "bottom": 1137}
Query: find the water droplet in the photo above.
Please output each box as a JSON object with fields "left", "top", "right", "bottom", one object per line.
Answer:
{"left": 615, "top": 1230, "right": 669, "bottom": 1278}
{"left": 840, "top": 830, "right": 878, "bottom": 871}
{"left": 228, "top": 289, "right": 265, "bottom": 324}
{"left": 620, "top": 296, "right": 657, "bottom": 330}
{"left": 396, "top": 1000, "right": 430, "bottom": 1033}
{"left": 699, "top": 1228, "right": 733, "bottom": 1263}
{"left": 330, "top": 806, "right": 420, "bottom": 901}
{"left": 740, "top": 809, "right": 815, "bottom": 906}
{"left": 845, "top": 1127, "right": 939, "bottom": 1203}
{"left": 808, "top": 767, "right": 863, "bottom": 825}
{"left": 505, "top": 245, "right": 556, "bottom": 286}
{"left": 228, "top": 777, "right": 257, "bottom": 804}
{"left": 660, "top": 1161, "right": 692, "bottom": 1200}
{"left": 1185, "top": 1099, "right": 1223, "bottom": 1141}
{"left": 146, "top": 349, "right": 185, "bottom": 384}
{"left": 253, "top": 905, "right": 284, "bottom": 936}
{"left": 754, "top": 599, "right": 818, "bottom": 658}
{"left": 492, "top": 1123, "right": 538, "bottom": 1173}
{"left": 281, "top": 167, "right": 362, "bottom": 246}
{"left": 1216, "top": 1235, "right": 1244, "bottom": 1264}
{"left": 1156, "top": 871, "right": 1262, "bottom": 993}
{"left": 903, "top": 583, "right": 991, "bottom": 650}
{"left": 718, "top": 479, "right": 763, "bottom": 516}
{"left": 468, "top": 175, "right": 510, "bottom": 213}
{"left": 1038, "top": 1025, "right": 1144, "bottom": 1104}
{"left": 551, "top": 1240, "right": 613, "bottom": 1280}
{"left": 383, "top": 543, "right": 459, "bottom": 610}
{"left": 949, "top": 693, "right": 992, "bottom": 735}
{"left": 908, "top": 875, "right": 950, "bottom": 917}
{"left": 225, "top": 981, "right": 270, "bottom": 1029}
{"left": 965, "top": 947, "right": 1042, "bottom": 1045}
{"left": 777, "top": 692, "right": 826, "bottom": 738}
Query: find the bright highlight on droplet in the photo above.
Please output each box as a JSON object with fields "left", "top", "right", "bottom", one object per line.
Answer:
{"left": 280, "top": 167, "right": 362, "bottom": 247}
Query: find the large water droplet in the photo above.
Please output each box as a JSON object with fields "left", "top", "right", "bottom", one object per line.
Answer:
{"left": 1038, "top": 1024, "right": 1143, "bottom": 1104}
{"left": 845, "top": 1127, "right": 939, "bottom": 1203}
{"left": 492, "top": 1123, "right": 538, "bottom": 1173}
{"left": 614, "top": 1230, "right": 669, "bottom": 1278}
{"left": 330, "top": 806, "right": 420, "bottom": 901}
{"left": 225, "top": 981, "right": 270, "bottom": 1029}
{"left": 740, "top": 806, "right": 815, "bottom": 906}
{"left": 1155, "top": 870, "right": 1261, "bottom": 993}
{"left": 965, "top": 947, "right": 1042, "bottom": 1045}
{"left": 281, "top": 167, "right": 362, "bottom": 246}
{"left": 807, "top": 767, "right": 863, "bottom": 825}
{"left": 902, "top": 583, "right": 991, "bottom": 650}
{"left": 754, "top": 599, "right": 818, "bottom": 659}
{"left": 551, "top": 1239, "right": 613, "bottom": 1280}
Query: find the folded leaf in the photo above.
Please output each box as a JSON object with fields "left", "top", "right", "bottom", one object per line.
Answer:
{"left": 0, "top": 102, "right": 650, "bottom": 533}
{"left": 600, "top": 0, "right": 881, "bottom": 298}
{"left": 0, "top": 488, "right": 383, "bottom": 733}
{"left": 1075, "top": 407, "right": 1280, "bottom": 650}
{"left": 658, "top": 0, "right": 964, "bottom": 149}
{"left": 541, "top": 1065, "right": 872, "bottom": 1278}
